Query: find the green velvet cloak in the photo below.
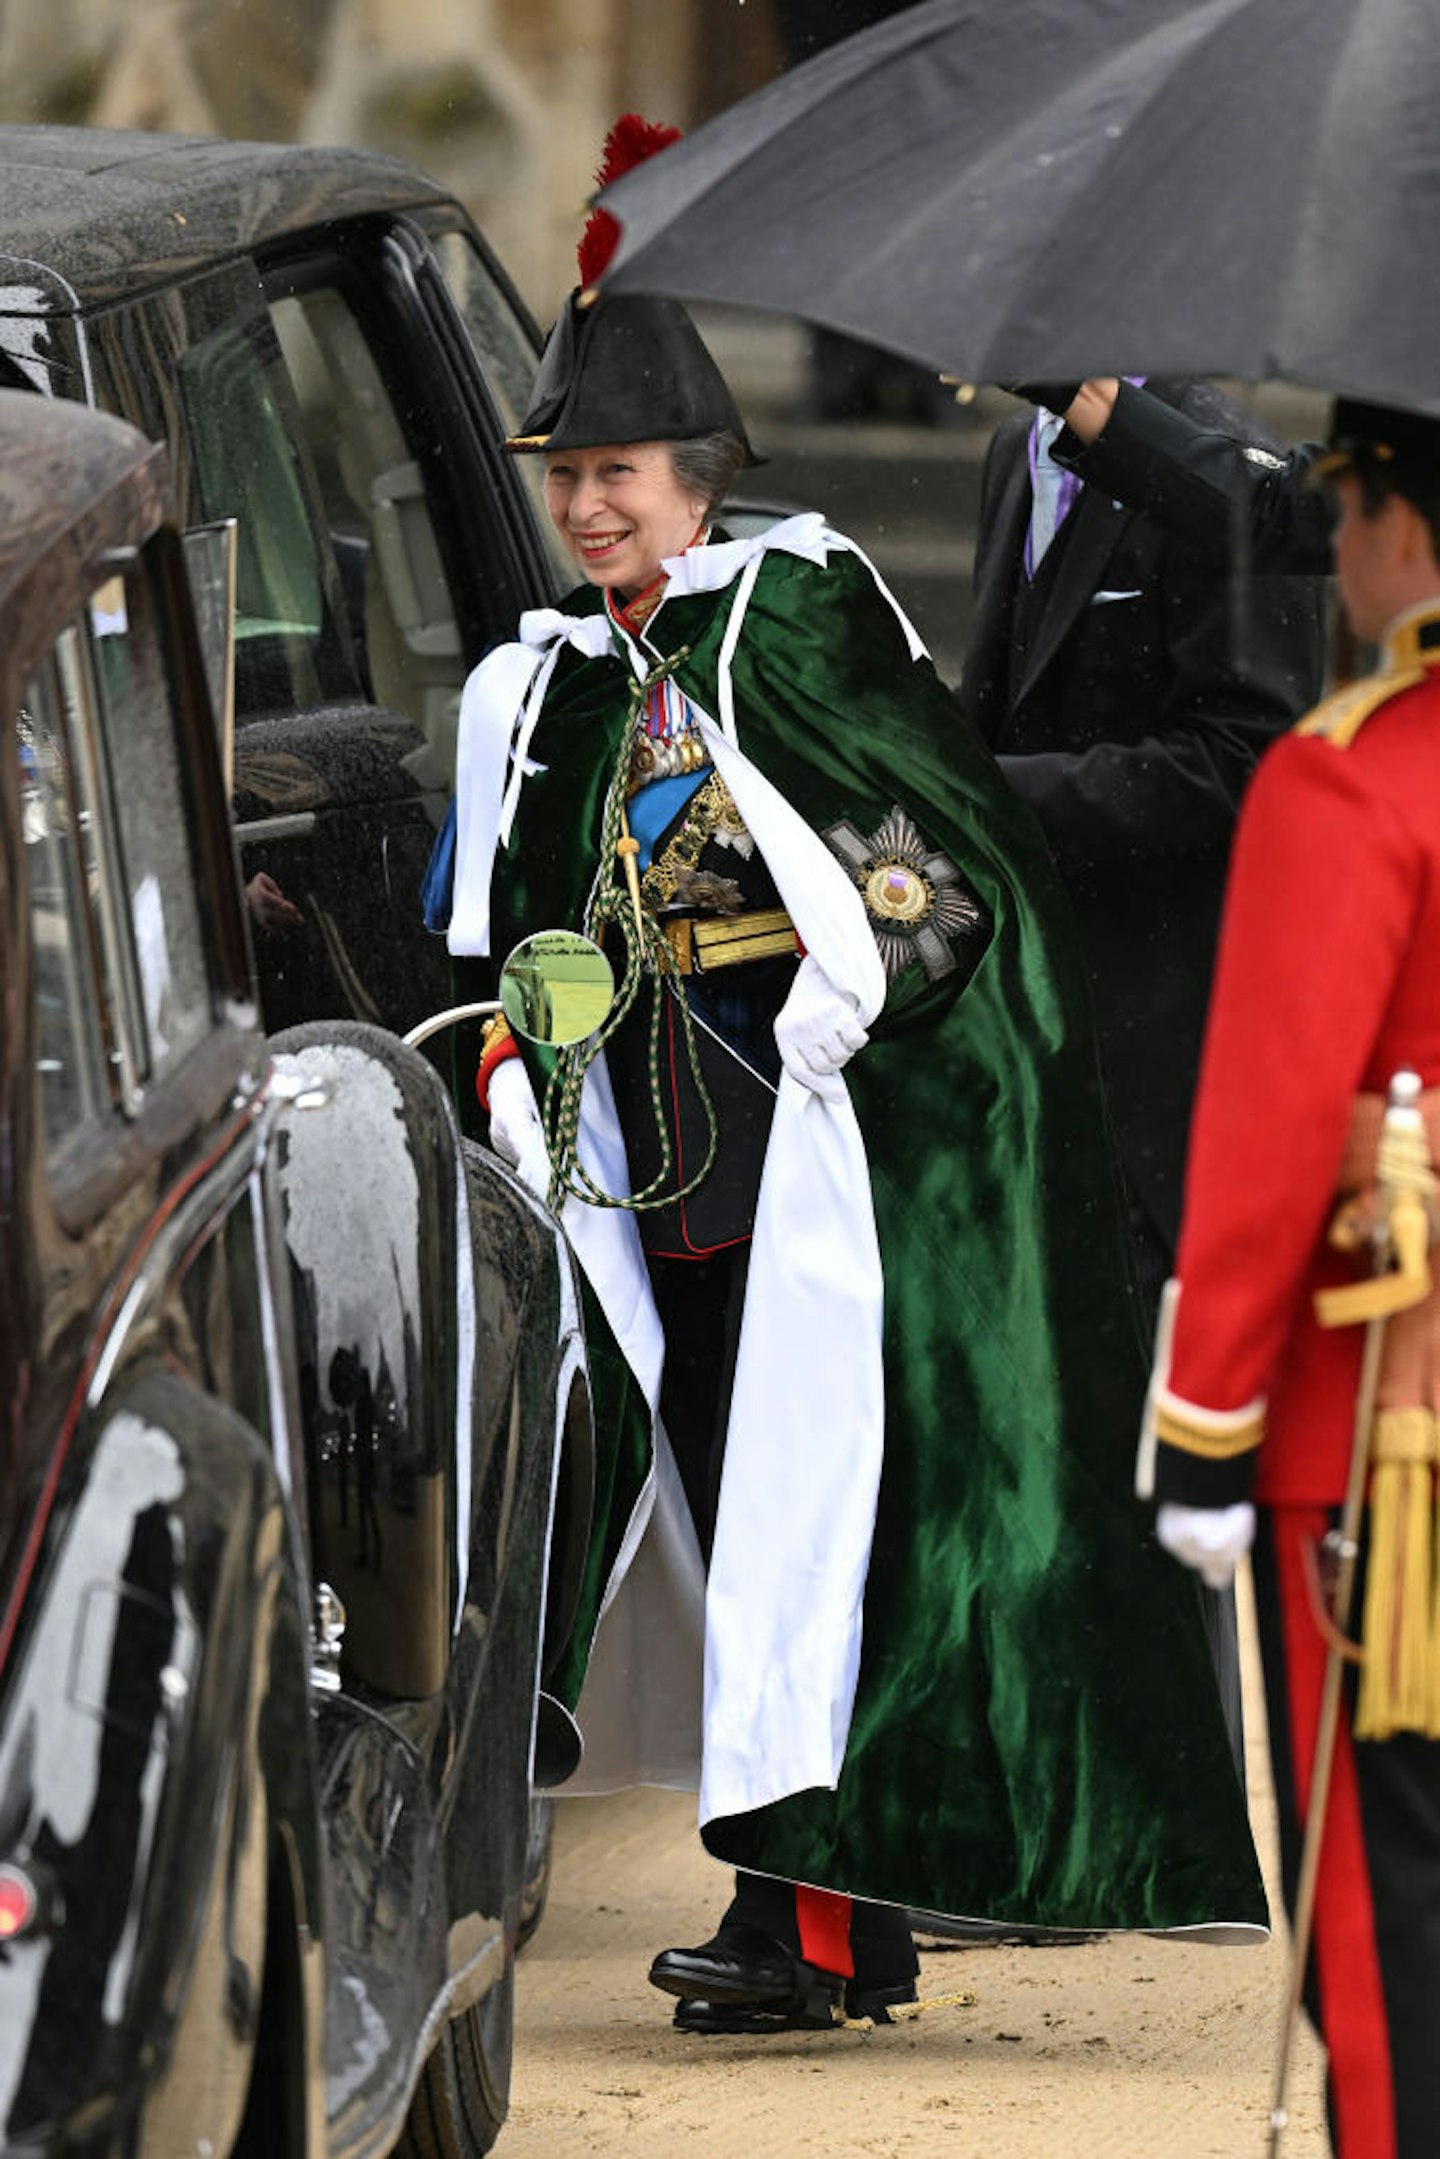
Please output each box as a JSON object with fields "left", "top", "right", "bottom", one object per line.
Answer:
{"left": 489, "top": 537, "right": 1266, "bottom": 1933}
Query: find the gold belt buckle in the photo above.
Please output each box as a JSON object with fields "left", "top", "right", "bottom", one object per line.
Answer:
{"left": 691, "top": 907, "right": 796, "bottom": 971}
{"left": 659, "top": 907, "right": 795, "bottom": 975}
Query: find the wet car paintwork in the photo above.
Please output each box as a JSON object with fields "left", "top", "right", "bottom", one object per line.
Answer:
{"left": 0, "top": 394, "right": 592, "bottom": 2157}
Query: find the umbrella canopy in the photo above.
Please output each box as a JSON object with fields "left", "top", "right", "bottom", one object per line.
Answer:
{"left": 602, "top": 0, "right": 1440, "bottom": 413}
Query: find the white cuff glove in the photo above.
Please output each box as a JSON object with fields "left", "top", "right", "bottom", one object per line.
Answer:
{"left": 773, "top": 954, "right": 869, "bottom": 1103}
{"left": 1155, "top": 1500, "right": 1256, "bottom": 1592}
{"left": 486, "top": 1056, "right": 551, "bottom": 1197}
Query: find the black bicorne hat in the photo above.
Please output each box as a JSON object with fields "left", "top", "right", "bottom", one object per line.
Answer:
{"left": 506, "top": 114, "right": 759, "bottom": 463}
{"left": 505, "top": 288, "right": 761, "bottom": 463}
{"left": 1316, "top": 397, "right": 1440, "bottom": 497}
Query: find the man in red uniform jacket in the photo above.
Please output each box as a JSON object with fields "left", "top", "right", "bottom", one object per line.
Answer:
{"left": 1141, "top": 400, "right": 1440, "bottom": 2159}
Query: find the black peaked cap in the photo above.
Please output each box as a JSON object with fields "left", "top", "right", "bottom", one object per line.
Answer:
{"left": 1319, "top": 397, "right": 1440, "bottom": 494}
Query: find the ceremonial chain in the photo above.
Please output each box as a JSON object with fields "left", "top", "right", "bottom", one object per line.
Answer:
{"left": 542, "top": 647, "right": 719, "bottom": 1213}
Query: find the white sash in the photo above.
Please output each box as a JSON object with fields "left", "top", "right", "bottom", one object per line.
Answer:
{"left": 695, "top": 719, "right": 887, "bottom": 1822}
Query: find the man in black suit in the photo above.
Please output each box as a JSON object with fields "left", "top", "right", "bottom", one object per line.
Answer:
{"left": 1051, "top": 376, "right": 1334, "bottom": 575}
{"left": 960, "top": 381, "right": 1326, "bottom": 1745}
{"left": 961, "top": 379, "right": 1326, "bottom": 1313}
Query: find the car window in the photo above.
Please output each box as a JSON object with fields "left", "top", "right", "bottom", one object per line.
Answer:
{"left": 267, "top": 283, "right": 467, "bottom": 770}
{"left": 428, "top": 228, "right": 575, "bottom": 592}
{"left": 88, "top": 567, "right": 213, "bottom": 1080}
{"left": 20, "top": 552, "right": 215, "bottom": 1171}
{"left": 175, "top": 313, "right": 355, "bottom": 721}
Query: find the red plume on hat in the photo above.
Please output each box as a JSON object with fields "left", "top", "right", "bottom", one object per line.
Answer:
{"left": 577, "top": 113, "right": 681, "bottom": 290}
{"left": 509, "top": 112, "right": 756, "bottom": 463}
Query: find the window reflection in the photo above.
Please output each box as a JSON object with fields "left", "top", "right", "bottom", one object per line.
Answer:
{"left": 269, "top": 286, "right": 466, "bottom": 769}
{"left": 176, "top": 315, "right": 339, "bottom": 719}
{"left": 18, "top": 675, "right": 108, "bottom": 1160}
{"left": 19, "top": 554, "right": 218, "bottom": 1175}
{"left": 86, "top": 570, "right": 211, "bottom": 1081}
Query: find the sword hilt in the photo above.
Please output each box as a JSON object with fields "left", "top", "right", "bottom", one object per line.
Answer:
{"left": 1315, "top": 1069, "right": 1434, "bottom": 1327}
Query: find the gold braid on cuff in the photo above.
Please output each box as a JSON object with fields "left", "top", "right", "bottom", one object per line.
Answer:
{"left": 1151, "top": 1394, "right": 1266, "bottom": 1460}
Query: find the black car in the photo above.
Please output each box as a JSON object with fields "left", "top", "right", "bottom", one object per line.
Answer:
{"left": 0, "top": 122, "right": 576, "bottom": 1050}
{"left": 0, "top": 390, "right": 592, "bottom": 2155}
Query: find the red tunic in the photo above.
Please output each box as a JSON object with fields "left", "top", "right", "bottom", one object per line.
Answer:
{"left": 1148, "top": 606, "right": 1440, "bottom": 1507}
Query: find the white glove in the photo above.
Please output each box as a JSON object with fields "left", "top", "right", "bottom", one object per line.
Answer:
{"left": 773, "top": 955, "right": 869, "bottom": 1103}
{"left": 487, "top": 1056, "right": 551, "bottom": 1197}
{"left": 1156, "top": 1501, "right": 1257, "bottom": 1591}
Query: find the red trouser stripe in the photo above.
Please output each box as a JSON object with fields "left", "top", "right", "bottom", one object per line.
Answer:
{"left": 1275, "top": 1508, "right": 1395, "bottom": 2159}
{"left": 794, "top": 1884, "right": 853, "bottom": 1978}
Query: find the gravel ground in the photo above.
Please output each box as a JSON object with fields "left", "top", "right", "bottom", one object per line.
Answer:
{"left": 502, "top": 1569, "right": 1329, "bottom": 2159}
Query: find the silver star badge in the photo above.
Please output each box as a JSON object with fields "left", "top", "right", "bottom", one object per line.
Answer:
{"left": 824, "top": 805, "right": 985, "bottom": 983}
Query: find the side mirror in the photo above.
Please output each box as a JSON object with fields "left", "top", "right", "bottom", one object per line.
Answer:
{"left": 400, "top": 932, "right": 614, "bottom": 1052}
{"left": 499, "top": 931, "right": 614, "bottom": 1047}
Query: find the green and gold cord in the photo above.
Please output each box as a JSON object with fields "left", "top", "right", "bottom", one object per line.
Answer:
{"left": 542, "top": 649, "right": 719, "bottom": 1214}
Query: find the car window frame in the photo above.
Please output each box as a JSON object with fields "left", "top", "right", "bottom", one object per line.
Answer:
{"left": 29, "top": 526, "right": 257, "bottom": 1230}
{"left": 401, "top": 207, "right": 575, "bottom": 600}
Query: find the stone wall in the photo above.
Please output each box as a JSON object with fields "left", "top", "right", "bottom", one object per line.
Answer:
{"left": 0, "top": 0, "right": 782, "bottom": 313}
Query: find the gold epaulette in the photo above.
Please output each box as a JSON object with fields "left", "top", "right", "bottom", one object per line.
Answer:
{"left": 1294, "top": 666, "right": 1427, "bottom": 748}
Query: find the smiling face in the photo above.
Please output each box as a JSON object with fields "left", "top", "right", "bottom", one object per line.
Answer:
{"left": 542, "top": 441, "right": 707, "bottom": 600}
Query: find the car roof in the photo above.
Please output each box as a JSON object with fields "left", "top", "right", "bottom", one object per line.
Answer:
{"left": 0, "top": 126, "right": 456, "bottom": 312}
{"left": 0, "top": 389, "right": 163, "bottom": 660}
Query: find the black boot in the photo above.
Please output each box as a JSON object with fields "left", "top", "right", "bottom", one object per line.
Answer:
{"left": 649, "top": 1923, "right": 842, "bottom": 2021}
{"left": 671, "top": 1995, "right": 839, "bottom": 2035}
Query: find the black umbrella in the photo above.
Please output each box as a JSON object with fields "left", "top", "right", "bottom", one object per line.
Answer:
{"left": 601, "top": 0, "right": 1440, "bottom": 412}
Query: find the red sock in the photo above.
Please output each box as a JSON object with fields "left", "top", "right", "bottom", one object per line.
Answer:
{"left": 795, "top": 1884, "right": 853, "bottom": 1977}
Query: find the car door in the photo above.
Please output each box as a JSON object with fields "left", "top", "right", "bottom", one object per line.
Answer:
{"left": 229, "top": 213, "right": 567, "bottom": 1043}
{"left": 55, "top": 213, "right": 561, "bottom": 1049}
{"left": 3, "top": 523, "right": 324, "bottom": 2158}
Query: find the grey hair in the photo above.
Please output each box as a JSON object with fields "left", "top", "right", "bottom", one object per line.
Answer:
{"left": 667, "top": 430, "right": 750, "bottom": 514}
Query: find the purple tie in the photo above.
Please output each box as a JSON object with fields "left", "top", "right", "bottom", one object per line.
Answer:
{"left": 1024, "top": 409, "right": 1082, "bottom": 578}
